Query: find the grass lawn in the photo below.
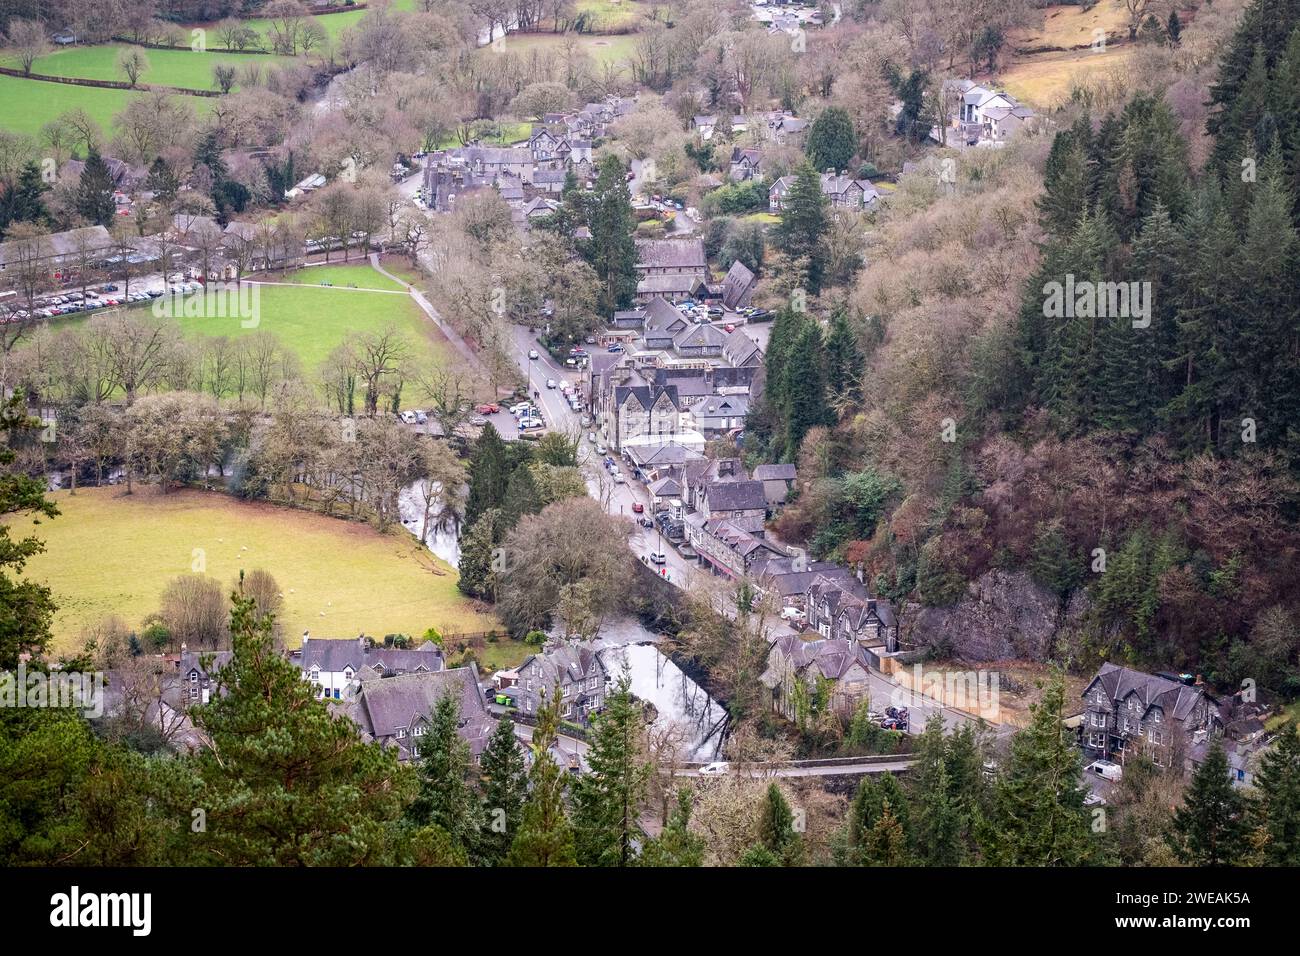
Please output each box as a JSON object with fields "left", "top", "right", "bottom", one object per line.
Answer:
{"left": 6, "top": 486, "right": 500, "bottom": 654}
{"left": 276, "top": 263, "right": 407, "bottom": 292}
{"left": 2, "top": 43, "right": 295, "bottom": 92}
{"left": 434, "top": 120, "right": 532, "bottom": 150}
{"left": 235, "top": 0, "right": 419, "bottom": 47}
{"left": 1008, "top": 1, "right": 1132, "bottom": 49}
{"left": 572, "top": 0, "right": 648, "bottom": 32}
{"left": 0, "top": 73, "right": 174, "bottom": 138}
{"left": 740, "top": 212, "right": 780, "bottom": 226}
{"left": 503, "top": 31, "right": 640, "bottom": 68}
{"left": 153, "top": 264, "right": 451, "bottom": 387}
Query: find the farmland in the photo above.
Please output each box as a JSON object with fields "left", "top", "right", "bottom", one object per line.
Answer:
{"left": 1, "top": 43, "right": 296, "bottom": 92}
{"left": 5, "top": 486, "right": 503, "bottom": 655}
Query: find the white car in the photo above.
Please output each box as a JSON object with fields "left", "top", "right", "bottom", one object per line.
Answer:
{"left": 596, "top": 444, "right": 607, "bottom": 455}
{"left": 699, "top": 762, "right": 729, "bottom": 776}
{"left": 528, "top": 349, "right": 539, "bottom": 360}
{"left": 400, "top": 410, "right": 417, "bottom": 424}
{"left": 588, "top": 432, "right": 598, "bottom": 444}
{"left": 649, "top": 552, "right": 667, "bottom": 565}
{"left": 518, "top": 418, "right": 545, "bottom": 430}
{"left": 545, "top": 379, "right": 556, "bottom": 389}
{"left": 613, "top": 472, "right": 626, "bottom": 484}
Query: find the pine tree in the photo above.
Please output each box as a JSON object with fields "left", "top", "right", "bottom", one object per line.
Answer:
{"left": 755, "top": 782, "right": 803, "bottom": 865}
{"left": 1167, "top": 740, "right": 1249, "bottom": 865}
{"left": 191, "top": 584, "right": 414, "bottom": 865}
{"left": 1253, "top": 722, "right": 1300, "bottom": 864}
{"left": 506, "top": 689, "right": 577, "bottom": 867}
{"left": 983, "top": 672, "right": 1094, "bottom": 865}
{"left": 501, "top": 460, "right": 543, "bottom": 530}
{"left": 823, "top": 307, "right": 864, "bottom": 405}
{"left": 407, "top": 689, "right": 482, "bottom": 852}
{"left": 1038, "top": 115, "right": 1093, "bottom": 236}
{"left": 75, "top": 149, "right": 116, "bottom": 226}
{"left": 911, "top": 714, "right": 962, "bottom": 865}
{"left": 464, "top": 425, "right": 510, "bottom": 528}
{"left": 457, "top": 508, "right": 501, "bottom": 600}
{"left": 805, "top": 106, "right": 857, "bottom": 174}
{"left": 476, "top": 716, "right": 529, "bottom": 865}
{"left": 774, "top": 162, "right": 830, "bottom": 294}
{"left": 638, "top": 788, "right": 705, "bottom": 867}
{"left": 782, "top": 320, "right": 832, "bottom": 461}
{"left": 864, "top": 800, "right": 911, "bottom": 866}
{"left": 0, "top": 161, "right": 49, "bottom": 238}
{"left": 145, "top": 157, "right": 179, "bottom": 207}
{"left": 588, "top": 155, "right": 638, "bottom": 315}
{"left": 573, "top": 673, "right": 650, "bottom": 866}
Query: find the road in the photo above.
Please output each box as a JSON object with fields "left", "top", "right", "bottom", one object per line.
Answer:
{"left": 675, "top": 758, "right": 916, "bottom": 779}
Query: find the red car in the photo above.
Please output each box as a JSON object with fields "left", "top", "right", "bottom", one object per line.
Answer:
{"left": 475, "top": 403, "right": 500, "bottom": 414}
{"left": 724, "top": 324, "right": 736, "bottom": 333}
{"left": 632, "top": 502, "right": 644, "bottom": 514}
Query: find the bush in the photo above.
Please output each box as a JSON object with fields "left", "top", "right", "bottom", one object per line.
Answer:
{"left": 525, "top": 629, "right": 547, "bottom": 647}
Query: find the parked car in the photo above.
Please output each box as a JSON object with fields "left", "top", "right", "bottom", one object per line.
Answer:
{"left": 596, "top": 443, "right": 607, "bottom": 455}
{"left": 607, "top": 344, "right": 625, "bottom": 353}
{"left": 588, "top": 432, "right": 598, "bottom": 444}
{"left": 400, "top": 411, "right": 417, "bottom": 424}
{"left": 469, "top": 416, "right": 488, "bottom": 427}
{"left": 414, "top": 411, "right": 428, "bottom": 425}
{"left": 528, "top": 349, "right": 539, "bottom": 360}
{"left": 518, "top": 418, "right": 545, "bottom": 431}
{"left": 724, "top": 323, "right": 736, "bottom": 333}
{"left": 698, "top": 761, "right": 729, "bottom": 776}
{"left": 649, "top": 551, "right": 666, "bottom": 565}
{"left": 613, "top": 473, "right": 626, "bottom": 484}
{"left": 632, "top": 502, "right": 644, "bottom": 514}
{"left": 475, "top": 403, "right": 500, "bottom": 414}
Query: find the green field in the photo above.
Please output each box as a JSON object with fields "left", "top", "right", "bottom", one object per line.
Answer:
{"left": 0, "top": 73, "right": 177, "bottom": 138}
{"left": 502, "top": 31, "right": 640, "bottom": 68}
{"left": 2, "top": 43, "right": 295, "bottom": 92}
{"left": 235, "top": 0, "right": 419, "bottom": 46}
{"left": 158, "top": 265, "right": 452, "bottom": 384}
{"left": 5, "top": 486, "right": 503, "bottom": 654}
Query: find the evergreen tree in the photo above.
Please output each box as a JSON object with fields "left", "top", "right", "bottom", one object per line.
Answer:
{"left": 506, "top": 689, "right": 577, "bottom": 867}
{"left": 464, "top": 425, "right": 513, "bottom": 528}
{"left": 1167, "top": 740, "right": 1249, "bottom": 865}
{"left": 573, "top": 673, "right": 650, "bottom": 866}
{"left": 863, "top": 801, "right": 911, "bottom": 866}
{"left": 911, "top": 714, "right": 963, "bottom": 865}
{"left": 476, "top": 716, "right": 529, "bottom": 865}
{"left": 1253, "top": 722, "right": 1300, "bottom": 865}
{"left": 823, "top": 307, "right": 864, "bottom": 405}
{"left": 805, "top": 106, "right": 857, "bottom": 174}
{"left": 191, "top": 584, "right": 414, "bottom": 865}
{"left": 983, "top": 673, "right": 1094, "bottom": 865}
{"left": 1038, "top": 115, "right": 1093, "bottom": 236}
{"left": 588, "top": 155, "right": 638, "bottom": 315}
{"left": 1167, "top": 9, "right": 1182, "bottom": 45}
{"left": 457, "top": 508, "right": 502, "bottom": 600}
{"left": 755, "top": 782, "right": 803, "bottom": 865}
{"left": 501, "top": 460, "right": 543, "bottom": 530}
{"left": 782, "top": 320, "right": 833, "bottom": 460}
{"left": 407, "top": 689, "right": 482, "bottom": 852}
{"left": 0, "top": 161, "right": 49, "bottom": 238}
{"left": 774, "top": 162, "right": 830, "bottom": 293}
{"left": 639, "top": 788, "right": 706, "bottom": 867}
{"left": 75, "top": 149, "right": 116, "bottom": 226}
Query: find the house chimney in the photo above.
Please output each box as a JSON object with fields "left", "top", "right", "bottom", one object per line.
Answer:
{"left": 301, "top": 630, "right": 309, "bottom": 644}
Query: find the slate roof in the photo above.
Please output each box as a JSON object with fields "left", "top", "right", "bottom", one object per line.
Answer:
{"left": 635, "top": 237, "right": 707, "bottom": 272}
{"left": 722, "top": 328, "right": 763, "bottom": 367}
{"left": 349, "top": 666, "right": 492, "bottom": 758}
{"left": 1086, "top": 663, "right": 1211, "bottom": 723}
{"left": 753, "top": 463, "right": 796, "bottom": 481}
{"left": 703, "top": 479, "right": 767, "bottom": 512}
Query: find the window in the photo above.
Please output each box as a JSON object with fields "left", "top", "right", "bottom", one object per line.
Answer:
{"left": 1091, "top": 712, "right": 1105, "bottom": 728}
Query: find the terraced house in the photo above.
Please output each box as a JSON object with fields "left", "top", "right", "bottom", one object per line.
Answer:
{"left": 1080, "top": 663, "right": 1222, "bottom": 770}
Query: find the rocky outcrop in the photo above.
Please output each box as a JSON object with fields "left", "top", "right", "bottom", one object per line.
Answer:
{"left": 903, "top": 569, "right": 1087, "bottom": 663}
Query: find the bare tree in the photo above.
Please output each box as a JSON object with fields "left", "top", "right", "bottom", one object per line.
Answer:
{"left": 6, "top": 19, "right": 49, "bottom": 75}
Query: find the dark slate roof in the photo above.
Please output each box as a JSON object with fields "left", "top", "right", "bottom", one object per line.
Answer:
{"left": 704, "top": 479, "right": 767, "bottom": 512}
{"left": 349, "top": 666, "right": 492, "bottom": 757}
{"left": 635, "top": 237, "right": 707, "bottom": 271}
{"left": 615, "top": 384, "right": 680, "bottom": 412}
{"left": 769, "top": 634, "right": 871, "bottom": 681}
{"left": 722, "top": 328, "right": 763, "bottom": 366}
{"left": 1086, "top": 663, "right": 1211, "bottom": 723}
{"left": 753, "top": 463, "right": 796, "bottom": 481}
{"left": 642, "top": 297, "right": 688, "bottom": 334}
